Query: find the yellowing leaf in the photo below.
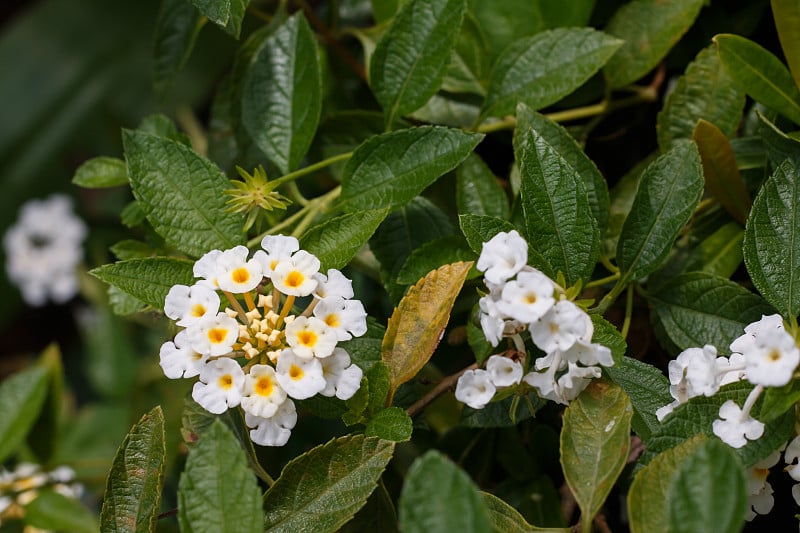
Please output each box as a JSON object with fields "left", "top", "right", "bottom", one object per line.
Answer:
{"left": 382, "top": 261, "right": 472, "bottom": 403}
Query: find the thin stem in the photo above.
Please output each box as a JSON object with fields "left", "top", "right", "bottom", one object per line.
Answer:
{"left": 742, "top": 385, "right": 764, "bottom": 416}
{"left": 223, "top": 291, "right": 248, "bottom": 323}
{"left": 276, "top": 295, "right": 296, "bottom": 329}
{"left": 285, "top": 180, "right": 310, "bottom": 206}
{"left": 599, "top": 254, "right": 619, "bottom": 274}
{"left": 590, "top": 278, "right": 627, "bottom": 315}
{"left": 621, "top": 284, "right": 634, "bottom": 339}
{"left": 272, "top": 152, "right": 352, "bottom": 187}
{"left": 249, "top": 208, "right": 309, "bottom": 247}
{"left": 585, "top": 272, "right": 620, "bottom": 289}
{"left": 406, "top": 363, "right": 478, "bottom": 417}
{"left": 176, "top": 106, "right": 208, "bottom": 156}
{"left": 244, "top": 291, "right": 257, "bottom": 312}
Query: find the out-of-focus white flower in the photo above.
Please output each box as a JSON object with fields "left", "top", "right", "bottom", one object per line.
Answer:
{"left": 312, "top": 268, "right": 354, "bottom": 300}
{"left": 241, "top": 365, "right": 287, "bottom": 419}
{"left": 476, "top": 230, "right": 528, "bottom": 285}
{"left": 319, "top": 348, "right": 363, "bottom": 400}
{"left": 164, "top": 283, "right": 220, "bottom": 326}
{"left": 730, "top": 315, "right": 799, "bottom": 387}
{"left": 3, "top": 194, "right": 87, "bottom": 306}
{"left": 713, "top": 399, "right": 765, "bottom": 448}
{"left": 560, "top": 339, "right": 614, "bottom": 368}
{"left": 192, "top": 358, "right": 245, "bottom": 414}
{"left": 186, "top": 312, "right": 239, "bottom": 356}
{"left": 495, "top": 268, "right": 555, "bottom": 323}
{"left": 159, "top": 329, "right": 208, "bottom": 379}
{"left": 455, "top": 369, "right": 496, "bottom": 409}
{"left": 246, "top": 400, "right": 298, "bottom": 447}
{"left": 669, "top": 345, "right": 720, "bottom": 399}
{"left": 285, "top": 316, "right": 337, "bottom": 359}
{"left": 745, "top": 450, "right": 781, "bottom": 521}
{"left": 254, "top": 234, "right": 299, "bottom": 277}
{"left": 530, "top": 300, "right": 593, "bottom": 353}
{"left": 784, "top": 435, "right": 800, "bottom": 482}
{"left": 486, "top": 355, "right": 523, "bottom": 387}
{"left": 215, "top": 246, "right": 263, "bottom": 293}
{"left": 313, "top": 297, "right": 368, "bottom": 341}
{"left": 271, "top": 250, "right": 320, "bottom": 296}
{"left": 275, "top": 349, "right": 326, "bottom": 399}
{"left": 717, "top": 352, "right": 746, "bottom": 386}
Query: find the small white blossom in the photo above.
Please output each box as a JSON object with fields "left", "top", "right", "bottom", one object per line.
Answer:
{"left": 313, "top": 268, "right": 354, "bottom": 300}
{"left": 479, "top": 291, "right": 524, "bottom": 347}
{"left": 164, "top": 283, "right": 220, "bottom": 327}
{"left": 319, "top": 348, "right": 363, "bottom": 400}
{"left": 241, "top": 365, "right": 287, "bottom": 419}
{"left": 486, "top": 355, "right": 523, "bottom": 387}
{"left": 254, "top": 234, "right": 300, "bottom": 277}
{"left": 455, "top": 369, "right": 496, "bottom": 409}
{"left": 712, "top": 400, "right": 765, "bottom": 448}
{"left": 275, "top": 349, "right": 326, "bottom": 399}
{"left": 669, "top": 345, "right": 720, "bottom": 399}
{"left": 556, "top": 363, "right": 601, "bottom": 403}
{"left": 159, "top": 329, "right": 208, "bottom": 379}
{"left": 246, "top": 400, "right": 298, "bottom": 447}
{"left": 530, "top": 300, "right": 593, "bottom": 353}
{"left": 745, "top": 450, "right": 781, "bottom": 520}
{"left": 313, "top": 297, "right": 368, "bottom": 341}
{"left": 193, "top": 249, "right": 223, "bottom": 288}
{"left": 476, "top": 230, "right": 528, "bottom": 285}
{"left": 285, "top": 316, "right": 338, "bottom": 359}
{"left": 717, "top": 352, "right": 746, "bottom": 386}
{"left": 784, "top": 435, "right": 800, "bottom": 482}
{"left": 560, "top": 339, "right": 614, "bottom": 368}
{"left": 186, "top": 312, "right": 239, "bottom": 356}
{"left": 271, "top": 250, "right": 320, "bottom": 296}
{"left": 192, "top": 358, "right": 245, "bottom": 414}
{"left": 495, "top": 268, "right": 555, "bottom": 323}
{"left": 730, "top": 315, "right": 800, "bottom": 387}
{"left": 215, "top": 246, "right": 263, "bottom": 293}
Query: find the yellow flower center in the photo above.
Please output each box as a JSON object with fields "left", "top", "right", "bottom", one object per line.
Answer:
{"left": 289, "top": 364, "right": 304, "bottom": 381}
{"left": 255, "top": 376, "right": 273, "bottom": 396}
{"left": 524, "top": 293, "right": 537, "bottom": 305}
{"left": 218, "top": 374, "right": 233, "bottom": 390}
{"left": 549, "top": 322, "right": 560, "bottom": 334}
{"left": 208, "top": 327, "right": 228, "bottom": 344}
{"left": 297, "top": 330, "right": 318, "bottom": 347}
{"left": 232, "top": 267, "right": 250, "bottom": 284}
{"left": 270, "top": 259, "right": 279, "bottom": 271}
{"left": 285, "top": 270, "right": 304, "bottom": 288}
{"left": 768, "top": 349, "right": 781, "bottom": 361}
{"left": 191, "top": 303, "right": 207, "bottom": 317}
{"left": 324, "top": 314, "right": 340, "bottom": 328}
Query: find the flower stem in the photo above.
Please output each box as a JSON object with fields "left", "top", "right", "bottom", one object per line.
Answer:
{"left": 272, "top": 152, "right": 352, "bottom": 187}
{"left": 621, "top": 284, "right": 634, "bottom": 339}
{"left": 585, "top": 272, "right": 620, "bottom": 289}
{"left": 276, "top": 295, "right": 296, "bottom": 330}
{"left": 406, "top": 363, "right": 478, "bottom": 417}
{"left": 223, "top": 291, "right": 248, "bottom": 323}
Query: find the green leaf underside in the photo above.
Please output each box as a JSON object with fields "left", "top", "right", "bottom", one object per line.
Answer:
{"left": 123, "top": 129, "right": 245, "bottom": 257}
{"left": 561, "top": 380, "right": 632, "bottom": 522}
{"left": 604, "top": 0, "right": 705, "bottom": 89}
{"left": 650, "top": 272, "right": 775, "bottom": 352}
{"left": 605, "top": 357, "right": 672, "bottom": 444}
{"left": 263, "top": 435, "right": 395, "bottom": 532}
{"left": 242, "top": 13, "right": 321, "bottom": 174}
{"left": 370, "top": 0, "right": 467, "bottom": 125}
{"left": 481, "top": 27, "right": 622, "bottom": 119}
{"left": 100, "top": 406, "right": 166, "bottom": 533}
{"left": 617, "top": 142, "right": 704, "bottom": 283}
{"left": 399, "top": 450, "right": 491, "bottom": 533}
{"left": 744, "top": 157, "right": 800, "bottom": 317}
{"left": 364, "top": 407, "right": 413, "bottom": 441}
{"left": 72, "top": 156, "right": 128, "bottom": 188}
{"left": 187, "top": 0, "right": 247, "bottom": 37}
{"left": 716, "top": 33, "right": 800, "bottom": 126}
{"left": 300, "top": 208, "right": 390, "bottom": 271}
{"left": 340, "top": 126, "right": 483, "bottom": 212}
{"left": 152, "top": 0, "right": 203, "bottom": 95}
{"left": 178, "top": 420, "right": 263, "bottom": 533}
{"left": 90, "top": 257, "right": 195, "bottom": 311}
{"left": 0, "top": 366, "right": 48, "bottom": 463}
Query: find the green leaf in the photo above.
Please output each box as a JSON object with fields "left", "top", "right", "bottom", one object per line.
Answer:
{"left": 678, "top": 222, "right": 744, "bottom": 280}
{"left": 605, "top": 357, "right": 672, "bottom": 444}
{"left": 72, "top": 156, "right": 128, "bottom": 188}
{"left": 516, "top": 113, "right": 599, "bottom": 285}
{"left": 138, "top": 113, "right": 192, "bottom": 145}
{"left": 0, "top": 365, "right": 48, "bottom": 463}
{"left": 481, "top": 28, "right": 622, "bottom": 119}
{"left": 461, "top": 394, "right": 540, "bottom": 428}
{"left": 187, "top": 0, "right": 247, "bottom": 37}
{"left": 365, "top": 407, "right": 413, "bottom": 441}
{"left": 629, "top": 435, "right": 746, "bottom": 533}
{"left": 90, "top": 257, "right": 195, "bottom": 310}
{"left": 482, "top": 492, "right": 570, "bottom": 533}
{"left": 178, "top": 420, "right": 262, "bottom": 533}
{"left": 617, "top": 142, "right": 703, "bottom": 284}
{"left": 25, "top": 489, "right": 99, "bottom": 533}
{"left": 263, "top": 435, "right": 395, "bottom": 532}
{"left": 339, "top": 481, "right": 398, "bottom": 533}
{"left": 79, "top": 307, "right": 138, "bottom": 399}
{"left": 366, "top": 362, "right": 392, "bottom": 414}
{"left": 650, "top": 272, "right": 775, "bottom": 353}
{"left": 123, "top": 129, "right": 245, "bottom": 256}
{"left": 370, "top": 0, "right": 467, "bottom": 125}
{"left": 715, "top": 33, "right": 800, "bottom": 126}
{"left": 110, "top": 240, "right": 158, "bottom": 260}
{"left": 299, "top": 208, "right": 390, "bottom": 271}
{"left": 561, "top": 379, "right": 632, "bottom": 523}
{"left": 399, "top": 450, "right": 491, "bottom": 533}
{"left": 602, "top": 155, "right": 653, "bottom": 260}
{"left": 744, "top": 157, "right": 800, "bottom": 317}
{"left": 604, "top": 0, "right": 705, "bottom": 89}
{"left": 101, "top": 406, "right": 166, "bottom": 533}
{"left": 152, "top": 0, "right": 203, "bottom": 95}
{"left": 590, "top": 315, "right": 626, "bottom": 365}
{"left": 459, "top": 214, "right": 518, "bottom": 254}
{"left": 657, "top": 46, "right": 745, "bottom": 152}
{"left": 382, "top": 262, "right": 473, "bottom": 403}
{"left": 26, "top": 345, "right": 63, "bottom": 464}
{"left": 773, "top": 0, "right": 800, "bottom": 90}
{"left": 456, "top": 153, "right": 509, "bottom": 219}
{"left": 340, "top": 126, "right": 483, "bottom": 212}
{"left": 515, "top": 106, "right": 609, "bottom": 234}
{"left": 395, "top": 235, "right": 476, "bottom": 285}
{"left": 758, "top": 378, "right": 800, "bottom": 422}
{"left": 242, "top": 13, "right": 321, "bottom": 174}
{"left": 757, "top": 110, "right": 800, "bottom": 167}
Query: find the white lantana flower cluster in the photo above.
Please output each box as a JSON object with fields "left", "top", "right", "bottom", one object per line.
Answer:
{"left": 159, "top": 235, "right": 366, "bottom": 447}
{"left": 0, "top": 463, "right": 82, "bottom": 525}
{"left": 3, "top": 195, "right": 87, "bottom": 306}
{"left": 656, "top": 314, "right": 800, "bottom": 449}
{"left": 742, "top": 436, "right": 800, "bottom": 521}
{"left": 455, "top": 230, "right": 614, "bottom": 409}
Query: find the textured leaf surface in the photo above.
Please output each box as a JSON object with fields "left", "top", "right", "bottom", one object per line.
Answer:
{"left": 716, "top": 33, "right": 800, "bottom": 126}
{"left": 481, "top": 28, "right": 622, "bottom": 119}
{"left": 187, "top": 0, "right": 247, "bottom": 37}
{"left": 399, "top": 450, "right": 491, "bottom": 533}
{"left": 617, "top": 142, "right": 703, "bottom": 283}
{"left": 773, "top": 0, "right": 800, "bottom": 90}
{"left": 0, "top": 365, "right": 48, "bottom": 463}
{"left": 101, "top": 407, "right": 165, "bottom": 533}
{"left": 370, "top": 0, "right": 466, "bottom": 125}
{"left": 395, "top": 235, "right": 476, "bottom": 285}
{"left": 561, "top": 379, "right": 632, "bottom": 522}
{"left": 658, "top": 46, "right": 745, "bottom": 152}
{"left": 604, "top": 0, "right": 705, "bottom": 88}
{"left": 744, "top": 157, "right": 800, "bottom": 317}
{"left": 263, "top": 435, "right": 395, "bottom": 532}
{"left": 123, "top": 130, "right": 244, "bottom": 256}
{"left": 364, "top": 407, "right": 413, "bottom": 442}
{"left": 90, "top": 257, "right": 195, "bottom": 311}
{"left": 72, "top": 156, "right": 128, "bottom": 188}
{"left": 482, "top": 492, "right": 570, "bottom": 533}
{"left": 382, "top": 262, "right": 472, "bottom": 402}
{"left": 300, "top": 208, "right": 389, "bottom": 271}
{"left": 605, "top": 357, "right": 672, "bottom": 443}
{"left": 340, "top": 126, "right": 483, "bottom": 212}
{"left": 459, "top": 214, "right": 518, "bottom": 254}
{"left": 456, "top": 153, "right": 509, "bottom": 219}
{"left": 242, "top": 13, "right": 321, "bottom": 174}
{"left": 152, "top": 0, "right": 203, "bottom": 95}
{"left": 178, "top": 420, "right": 262, "bottom": 533}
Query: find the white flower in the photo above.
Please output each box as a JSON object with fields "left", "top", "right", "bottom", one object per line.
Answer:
{"left": 560, "top": 339, "right": 614, "bottom": 368}
{"left": 530, "top": 300, "right": 593, "bottom": 353}
{"left": 193, "top": 249, "right": 223, "bottom": 288}
{"left": 275, "top": 349, "right": 326, "bottom": 399}
{"left": 312, "top": 268, "right": 354, "bottom": 300}
{"left": 745, "top": 450, "right": 781, "bottom": 520}
{"left": 730, "top": 315, "right": 800, "bottom": 387}
{"left": 319, "top": 348, "right": 363, "bottom": 400}
{"left": 455, "top": 369, "right": 496, "bottom": 409}
{"left": 717, "top": 352, "right": 746, "bottom": 386}
{"left": 246, "top": 400, "right": 298, "bottom": 447}
{"left": 186, "top": 312, "right": 239, "bottom": 356}
{"left": 254, "top": 234, "right": 299, "bottom": 277}
{"left": 655, "top": 400, "right": 680, "bottom": 422}
{"left": 479, "top": 290, "right": 524, "bottom": 347}
{"left": 241, "top": 365, "right": 287, "bottom": 418}
{"left": 477, "top": 230, "right": 528, "bottom": 285}
{"left": 668, "top": 345, "right": 720, "bottom": 400}
{"left": 556, "top": 363, "right": 601, "bottom": 403}
{"left": 313, "top": 297, "right": 368, "bottom": 341}
{"left": 785, "top": 435, "right": 800, "bottom": 482}
{"left": 215, "top": 245, "right": 263, "bottom": 293}
{"left": 192, "top": 358, "right": 245, "bottom": 414}
{"left": 712, "top": 400, "right": 765, "bottom": 448}
{"left": 164, "top": 283, "right": 220, "bottom": 326}
{"left": 285, "top": 316, "right": 338, "bottom": 359}
{"left": 495, "top": 268, "right": 555, "bottom": 323}
{"left": 486, "top": 355, "right": 523, "bottom": 387}
{"left": 159, "top": 329, "right": 208, "bottom": 379}
{"left": 271, "top": 250, "right": 320, "bottom": 296}
{"left": 3, "top": 194, "right": 86, "bottom": 306}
